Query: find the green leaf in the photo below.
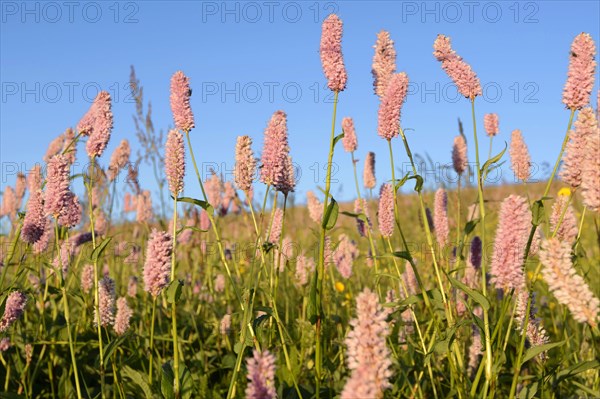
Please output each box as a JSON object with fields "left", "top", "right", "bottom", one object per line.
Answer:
{"left": 177, "top": 226, "right": 207, "bottom": 235}
{"left": 394, "top": 172, "right": 411, "bottom": 191}
{"left": 340, "top": 211, "right": 359, "bottom": 218}
{"left": 177, "top": 196, "right": 214, "bottom": 216}
{"left": 261, "top": 242, "right": 275, "bottom": 254}
{"left": 446, "top": 273, "right": 490, "bottom": 311}
{"left": 408, "top": 175, "right": 424, "bottom": 193}
{"left": 391, "top": 251, "right": 412, "bottom": 262}
{"left": 471, "top": 310, "right": 485, "bottom": 333}
{"left": 179, "top": 364, "right": 194, "bottom": 399}
{"left": 221, "top": 354, "right": 236, "bottom": 369}
{"left": 332, "top": 133, "right": 345, "bottom": 147}
{"left": 554, "top": 360, "right": 599, "bottom": 385}
{"left": 517, "top": 381, "right": 538, "bottom": 399}
{"left": 91, "top": 237, "right": 112, "bottom": 263}
{"left": 0, "top": 392, "right": 26, "bottom": 399}
{"left": 70, "top": 173, "right": 85, "bottom": 182}
{"left": 321, "top": 198, "right": 339, "bottom": 230}
{"left": 254, "top": 306, "right": 274, "bottom": 317}
{"left": 103, "top": 331, "right": 131, "bottom": 361}
{"left": 432, "top": 320, "right": 469, "bottom": 355}
{"left": 234, "top": 340, "right": 250, "bottom": 354}
{"left": 522, "top": 341, "right": 564, "bottom": 363}
{"left": 464, "top": 219, "right": 479, "bottom": 235}
{"left": 121, "top": 365, "right": 153, "bottom": 398}
{"left": 341, "top": 211, "right": 368, "bottom": 223}
{"left": 572, "top": 381, "right": 600, "bottom": 397}
{"left": 161, "top": 362, "right": 175, "bottom": 399}
{"left": 166, "top": 280, "right": 184, "bottom": 304}
{"left": 397, "top": 294, "right": 421, "bottom": 308}
{"left": 389, "top": 289, "right": 440, "bottom": 309}
{"left": 434, "top": 338, "right": 450, "bottom": 355}
{"left": 531, "top": 200, "right": 545, "bottom": 226}
{"left": 481, "top": 142, "right": 507, "bottom": 180}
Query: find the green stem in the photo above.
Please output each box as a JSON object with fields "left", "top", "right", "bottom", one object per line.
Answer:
{"left": 469, "top": 99, "right": 493, "bottom": 396}
{"left": 170, "top": 197, "right": 180, "bottom": 397}
{"left": 351, "top": 151, "right": 380, "bottom": 273}
{"left": 225, "top": 190, "right": 271, "bottom": 399}
{"left": 543, "top": 109, "right": 576, "bottom": 198}
{"left": 351, "top": 152, "right": 382, "bottom": 298}
{"left": 107, "top": 179, "right": 117, "bottom": 229}
{"left": 456, "top": 177, "right": 462, "bottom": 246}
{"left": 184, "top": 131, "right": 208, "bottom": 201}
{"left": 148, "top": 297, "right": 157, "bottom": 384}
{"left": 315, "top": 90, "right": 339, "bottom": 396}
{"left": 61, "top": 131, "right": 83, "bottom": 156}
{"left": 87, "top": 156, "right": 106, "bottom": 398}
{"left": 385, "top": 238, "right": 439, "bottom": 399}
{"left": 185, "top": 130, "right": 245, "bottom": 311}
{"left": 573, "top": 205, "right": 587, "bottom": 255}
{"left": 389, "top": 136, "right": 435, "bottom": 316}
{"left": 54, "top": 222, "right": 82, "bottom": 399}
{"left": 272, "top": 194, "right": 302, "bottom": 398}
{"left": 508, "top": 292, "right": 532, "bottom": 398}
{"left": 396, "top": 133, "right": 451, "bottom": 319}
{"left": 351, "top": 152, "right": 361, "bottom": 199}
{"left": 0, "top": 218, "right": 23, "bottom": 291}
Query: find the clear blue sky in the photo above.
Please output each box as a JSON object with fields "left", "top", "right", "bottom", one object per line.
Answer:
{"left": 1, "top": 1, "right": 599, "bottom": 207}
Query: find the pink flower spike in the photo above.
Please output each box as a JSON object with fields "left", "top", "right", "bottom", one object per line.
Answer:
{"left": 234, "top": 135, "right": 256, "bottom": 193}
{"left": 490, "top": 195, "right": 531, "bottom": 291}
{"left": 320, "top": 14, "right": 347, "bottom": 92}
{"left": 85, "top": 91, "right": 113, "bottom": 158}
{"left": 372, "top": 30, "right": 397, "bottom": 98}
{"left": 363, "top": 152, "right": 376, "bottom": 189}
{"left": 484, "top": 113, "right": 499, "bottom": 137}
{"left": 563, "top": 33, "right": 597, "bottom": 110}
{"left": 509, "top": 129, "right": 531, "bottom": 182}
{"left": 341, "top": 117, "right": 358, "bottom": 152}
{"left": 434, "top": 188, "right": 449, "bottom": 248}
{"left": 245, "top": 350, "right": 277, "bottom": 399}
{"left": 452, "top": 134, "right": 467, "bottom": 176}
{"left": 377, "top": 73, "right": 409, "bottom": 140}
{"left": 165, "top": 129, "right": 186, "bottom": 197}
{"left": 433, "top": 34, "right": 482, "bottom": 99}
{"left": 540, "top": 238, "right": 599, "bottom": 327}
{"left": 170, "top": 71, "right": 195, "bottom": 132}
{"left": 378, "top": 183, "right": 394, "bottom": 238}
{"left": 143, "top": 229, "right": 172, "bottom": 297}
{"left": 341, "top": 288, "right": 393, "bottom": 399}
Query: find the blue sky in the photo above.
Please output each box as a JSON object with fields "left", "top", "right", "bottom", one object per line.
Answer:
{"left": 1, "top": 0, "right": 599, "bottom": 209}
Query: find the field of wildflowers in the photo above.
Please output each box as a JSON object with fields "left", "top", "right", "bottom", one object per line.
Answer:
{"left": 0, "top": 12, "right": 599, "bottom": 399}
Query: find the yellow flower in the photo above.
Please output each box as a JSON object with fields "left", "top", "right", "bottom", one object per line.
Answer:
{"left": 345, "top": 293, "right": 352, "bottom": 300}
{"left": 558, "top": 187, "right": 571, "bottom": 197}
{"left": 335, "top": 282, "right": 345, "bottom": 292}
